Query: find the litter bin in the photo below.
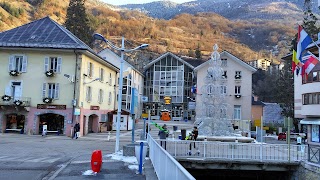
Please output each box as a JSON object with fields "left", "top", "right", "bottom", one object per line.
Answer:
{"left": 181, "top": 129, "right": 186, "bottom": 140}
{"left": 91, "top": 150, "right": 102, "bottom": 173}
{"left": 173, "top": 126, "right": 178, "bottom": 131}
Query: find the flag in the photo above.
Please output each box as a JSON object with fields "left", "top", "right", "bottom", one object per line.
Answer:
{"left": 297, "top": 25, "right": 312, "bottom": 62}
{"left": 191, "top": 85, "right": 197, "bottom": 93}
{"left": 292, "top": 39, "right": 299, "bottom": 74}
{"left": 302, "top": 51, "right": 319, "bottom": 74}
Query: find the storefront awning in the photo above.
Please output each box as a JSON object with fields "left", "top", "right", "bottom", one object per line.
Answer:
{"left": 300, "top": 118, "right": 320, "bottom": 125}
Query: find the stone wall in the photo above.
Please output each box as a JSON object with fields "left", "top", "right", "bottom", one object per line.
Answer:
{"left": 292, "top": 161, "right": 320, "bottom": 180}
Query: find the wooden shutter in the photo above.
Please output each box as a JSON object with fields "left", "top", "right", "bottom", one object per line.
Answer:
{"left": 87, "top": 62, "right": 90, "bottom": 77}
{"left": 86, "top": 86, "right": 89, "bottom": 101}
{"left": 98, "top": 88, "right": 101, "bottom": 103}
{"left": 42, "top": 83, "right": 46, "bottom": 98}
{"left": 91, "top": 64, "right": 94, "bottom": 78}
{"left": 54, "top": 83, "right": 60, "bottom": 99}
{"left": 44, "top": 57, "right": 49, "bottom": 72}
{"left": 8, "top": 56, "right": 14, "bottom": 71}
{"left": 21, "top": 55, "right": 27, "bottom": 72}
{"left": 57, "top": 57, "right": 62, "bottom": 73}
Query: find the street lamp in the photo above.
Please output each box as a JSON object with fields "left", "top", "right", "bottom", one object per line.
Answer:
{"left": 93, "top": 33, "right": 148, "bottom": 152}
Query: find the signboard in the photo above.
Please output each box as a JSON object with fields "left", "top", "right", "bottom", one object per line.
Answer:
{"left": 90, "top": 106, "right": 100, "bottom": 110}
{"left": 37, "top": 104, "right": 66, "bottom": 110}
{"left": 254, "top": 120, "right": 261, "bottom": 127}
{"left": 74, "top": 108, "right": 80, "bottom": 115}
{"left": 141, "top": 96, "right": 148, "bottom": 102}
{"left": 142, "top": 113, "right": 148, "bottom": 118}
{"left": 164, "top": 96, "right": 171, "bottom": 104}
{"left": 188, "top": 102, "right": 196, "bottom": 110}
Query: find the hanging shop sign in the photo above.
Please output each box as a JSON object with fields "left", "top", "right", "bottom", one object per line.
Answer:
{"left": 164, "top": 96, "right": 171, "bottom": 105}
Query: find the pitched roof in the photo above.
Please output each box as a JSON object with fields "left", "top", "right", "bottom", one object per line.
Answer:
{"left": 194, "top": 50, "right": 257, "bottom": 72}
{"left": 179, "top": 56, "right": 206, "bottom": 67}
{"left": 144, "top": 52, "right": 200, "bottom": 70}
{"left": 0, "top": 16, "right": 92, "bottom": 51}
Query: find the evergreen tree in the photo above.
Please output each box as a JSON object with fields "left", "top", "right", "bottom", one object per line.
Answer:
{"left": 65, "top": 0, "right": 93, "bottom": 46}
{"left": 195, "top": 43, "right": 202, "bottom": 59}
{"left": 303, "top": 0, "right": 320, "bottom": 39}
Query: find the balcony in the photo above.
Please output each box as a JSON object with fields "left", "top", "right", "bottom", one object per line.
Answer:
{"left": 0, "top": 96, "right": 31, "bottom": 107}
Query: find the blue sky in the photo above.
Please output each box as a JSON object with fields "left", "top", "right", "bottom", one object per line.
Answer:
{"left": 101, "top": 0, "right": 192, "bottom": 6}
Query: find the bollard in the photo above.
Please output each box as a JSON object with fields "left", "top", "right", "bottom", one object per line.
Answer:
{"left": 139, "top": 142, "right": 143, "bottom": 174}
{"left": 91, "top": 150, "right": 102, "bottom": 173}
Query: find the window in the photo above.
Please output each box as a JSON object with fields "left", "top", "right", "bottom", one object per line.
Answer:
{"left": 221, "top": 58, "right": 227, "bottom": 67}
{"left": 220, "top": 85, "right": 227, "bottom": 95}
{"left": 9, "top": 55, "right": 27, "bottom": 72}
{"left": 108, "top": 92, "right": 112, "bottom": 105}
{"left": 98, "top": 89, "right": 103, "bottom": 103}
{"left": 86, "top": 86, "right": 92, "bottom": 102}
{"left": 87, "top": 62, "right": 94, "bottom": 77}
{"left": 303, "top": 93, "right": 320, "bottom": 104}
{"left": 235, "top": 86, "right": 241, "bottom": 95}
{"left": 235, "top": 71, "right": 242, "bottom": 79}
{"left": 222, "top": 71, "right": 227, "bottom": 78}
{"left": 44, "top": 57, "right": 62, "bottom": 73}
{"left": 42, "top": 83, "right": 60, "bottom": 99}
{"left": 99, "top": 68, "right": 104, "bottom": 82}
{"left": 109, "top": 73, "right": 112, "bottom": 85}
{"left": 234, "top": 105, "right": 241, "bottom": 120}
{"left": 303, "top": 71, "right": 320, "bottom": 84}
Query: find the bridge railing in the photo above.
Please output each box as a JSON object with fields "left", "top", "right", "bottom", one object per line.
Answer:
{"left": 156, "top": 139, "right": 307, "bottom": 162}
{"left": 147, "top": 134, "right": 195, "bottom": 180}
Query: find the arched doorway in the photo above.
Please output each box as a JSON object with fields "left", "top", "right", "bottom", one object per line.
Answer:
{"left": 88, "top": 114, "right": 99, "bottom": 133}
{"left": 38, "top": 113, "right": 64, "bottom": 135}
{"left": 5, "top": 114, "right": 25, "bottom": 133}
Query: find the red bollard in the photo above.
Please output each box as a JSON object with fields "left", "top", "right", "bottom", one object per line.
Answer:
{"left": 91, "top": 150, "right": 102, "bottom": 173}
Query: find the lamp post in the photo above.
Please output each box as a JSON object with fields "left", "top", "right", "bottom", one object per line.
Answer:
{"left": 93, "top": 33, "right": 148, "bottom": 152}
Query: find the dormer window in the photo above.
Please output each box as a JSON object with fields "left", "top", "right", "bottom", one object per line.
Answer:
{"left": 221, "top": 58, "right": 227, "bottom": 67}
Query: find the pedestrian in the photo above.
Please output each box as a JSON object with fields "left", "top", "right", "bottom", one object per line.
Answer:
{"left": 188, "top": 126, "right": 199, "bottom": 155}
{"left": 158, "top": 124, "right": 169, "bottom": 150}
{"left": 73, "top": 122, "right": 80, "bottom": 139}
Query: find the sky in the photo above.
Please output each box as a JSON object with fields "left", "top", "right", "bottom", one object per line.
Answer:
{"left": 101, "top": 0, "right": 192, "bottom": 6}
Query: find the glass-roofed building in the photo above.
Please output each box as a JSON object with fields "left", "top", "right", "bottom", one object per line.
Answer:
{"left": 143, "top": 52, "right": 205, "bottom": 121}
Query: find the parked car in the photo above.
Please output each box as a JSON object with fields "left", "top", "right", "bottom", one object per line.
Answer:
{"left": 278, "top": 133, "right": 286, "bottom": 140}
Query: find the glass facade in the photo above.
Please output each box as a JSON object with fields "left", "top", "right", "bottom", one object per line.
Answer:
{"left": 144, "top": 55, "right": 196, "bottom": 120}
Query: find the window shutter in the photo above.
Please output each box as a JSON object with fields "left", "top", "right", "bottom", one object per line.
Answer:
{"left": 87, "top": 62, "right": 90, "bottom": 77}
{"left": 89, "top": 87, "right": 92, "bottom": 101}
{"left": 55, "top": 83, "right": 60, "bottom": 99}
{"left": 91, "top": 64, "right": 94, "bottom": 78}
{"left": 42, "top": 83, "right": 46, "bottom": 98}
{"left": 99, "top": 68, "right": 102, "bottom": 81}
{"left": 86, "top": 86, "right": 89, "bottom": 101}
{"left": 98, "top": 89, "right": 101, "bottom": 103}
{"left": 5, "top": 86, "right": 12, "bottom": 96}
{"left": 44, "top": 57, "right": 49, "bottom": 72}
{"left": 8, "top": 56, "right": 14, "bottom": 71}
{"left": 57, "top": 57, "right": 62, "bottom": 73}
{"left": 108, "top": 92, "right": 111, "bottom": 104}
{"left": 21, "top": 55, "right": 28, "bottom": 72}
{"left": 101, "top": 90, "right": 104, "bottom": 103}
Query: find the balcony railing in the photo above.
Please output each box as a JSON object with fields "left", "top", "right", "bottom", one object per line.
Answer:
{"left": 0, "top": 97, "right": 31, "bottom": 107}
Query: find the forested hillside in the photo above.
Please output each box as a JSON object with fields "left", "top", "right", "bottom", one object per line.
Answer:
{"left": 0, "top": 0, "right": 300, "bottom": 61}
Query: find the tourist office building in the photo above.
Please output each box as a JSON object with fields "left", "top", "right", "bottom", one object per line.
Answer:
{"left": 143, "top": 52, "right": 203, "bottom": 121}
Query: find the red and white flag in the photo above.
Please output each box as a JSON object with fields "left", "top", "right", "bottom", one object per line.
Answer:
{"left": 303, "top": 51, "right": 319, "bottom": 74}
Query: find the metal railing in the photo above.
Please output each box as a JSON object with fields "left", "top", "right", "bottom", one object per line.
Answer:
{"left": 156, "top": 139, "right": 307, "bottom": 162}
{"left": 0, "top": 97, "right": 31, "bottom": 107}
{"left": 147, "top": 134, "right": 196, "bottom": 180}
{"left": 308, "top": 145, "right": 320, "bottom": 164}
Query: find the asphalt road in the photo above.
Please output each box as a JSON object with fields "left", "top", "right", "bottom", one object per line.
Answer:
{"left": 0, "top": 133, "right": 146, "bottom": 180}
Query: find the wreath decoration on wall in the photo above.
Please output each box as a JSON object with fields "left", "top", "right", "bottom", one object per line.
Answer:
{"left": 1, "top": 95, "right": 11, "bottom": 101}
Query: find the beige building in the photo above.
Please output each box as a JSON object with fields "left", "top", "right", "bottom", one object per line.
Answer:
{"left": 194, "top": 50, "right": 256, "bottom": 132}
{"left": 0, "top": 17, "right": 120, "bottom": 137}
